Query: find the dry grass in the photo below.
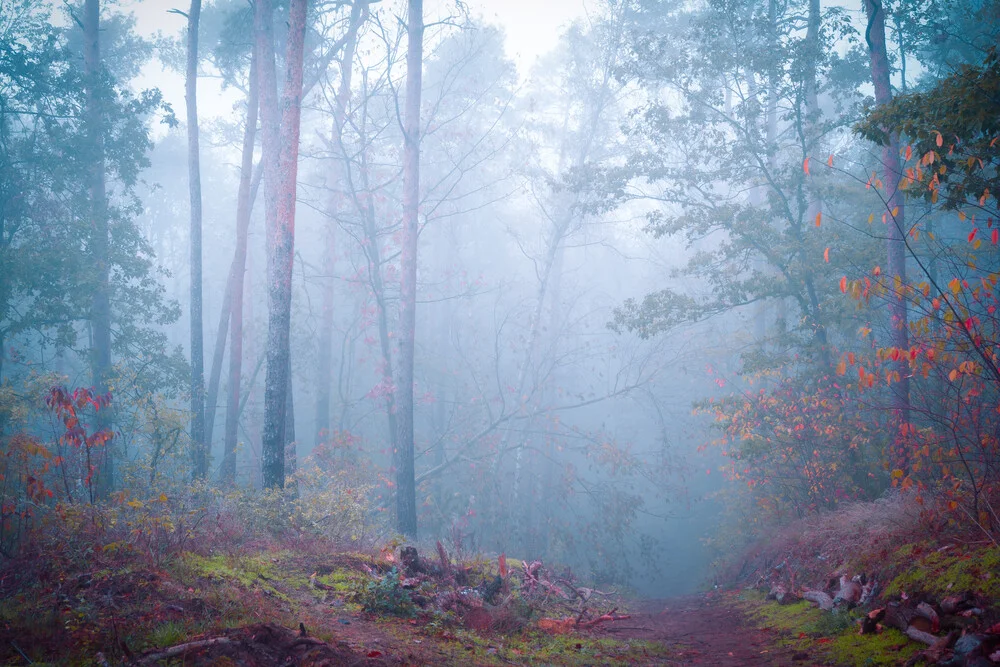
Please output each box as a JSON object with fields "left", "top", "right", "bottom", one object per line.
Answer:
{"left": 727, "top": 490, "right": 935, "bottom": 589}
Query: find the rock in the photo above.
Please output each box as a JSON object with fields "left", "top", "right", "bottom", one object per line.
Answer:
{"left": 954, "top": 633, "right": 984, "bottom": 657}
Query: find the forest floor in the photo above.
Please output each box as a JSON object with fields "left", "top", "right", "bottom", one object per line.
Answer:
{"left": 0, "top": 537, "right": 928, "bottom": 666}
{"left": 7, "top": 493, "right": 1000, "bottom": 665}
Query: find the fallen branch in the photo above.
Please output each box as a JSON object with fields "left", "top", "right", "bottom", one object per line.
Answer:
{"left": 138, "top": 637, "right": 234, "bottom": 665}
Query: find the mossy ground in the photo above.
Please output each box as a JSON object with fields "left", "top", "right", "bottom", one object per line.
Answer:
{"left": 737, "top": 591, "right": 924, "bottom": 667}
{"left": 882, "top": 543, "right": 1000, "bottom": 599}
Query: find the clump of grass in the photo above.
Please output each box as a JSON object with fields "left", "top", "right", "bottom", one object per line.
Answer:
{"left": 146, "top": 620, "right": 187, "bottom": 648}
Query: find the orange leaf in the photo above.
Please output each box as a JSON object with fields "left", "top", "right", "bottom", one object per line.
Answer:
{"left": 840, "top": 276, "right": 847, "bottom": 293}
{"left": 803, "top": 157, "right": 810, "bottom": 175}
{"left": 935, "top": 131, "right": 943, "bottom": 147}
{"left": 815, "top": 212, "right": 822, "bottom": 227}
{"left": 823, "top": 247, "right": 830, "bottom": 263}
{"left": 827, "top": 154, "right": 834, "bottom": 167}
{"left": 904, "top": 145, "right": 912, "bottom": 161}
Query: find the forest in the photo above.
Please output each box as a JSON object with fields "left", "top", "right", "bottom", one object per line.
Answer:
{"left": 0, "top": 0, "right": 999, "bottom": 664}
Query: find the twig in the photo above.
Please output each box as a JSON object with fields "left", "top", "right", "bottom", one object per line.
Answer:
{"left": 9, "top": 641, "right": 31, "bottom": 664}
{"left": 138, "top": 637, "right": 234, "bottom": 664}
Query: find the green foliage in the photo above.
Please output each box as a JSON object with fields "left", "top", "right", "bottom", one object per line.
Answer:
{"left": 356, "top": 567, "right": 416, "bottom": 617}
{"left": 856, "top": 47, "right": 1000, "bottom": 211}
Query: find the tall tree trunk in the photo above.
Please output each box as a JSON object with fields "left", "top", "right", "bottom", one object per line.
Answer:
{"left": 864, "top": 0, "right": 909, "bottom": 468}
{"left": 285, "top": 353, "right": 296, "bottom": 477}
{"left": 315, "top": 2, "right": 366, "bottom": 450}
{"left": 83, "top": 0, "right": 113, "bottom": 499}
{"left": 395, "top": 0, "right": 424, "bottom": 538}
{"left": 260, "top": 0, "right": 307, "bottom": 490}
{"left": 221, "top": 50, "right": 259, "bottom": 485}
{"left": 186, "top": 0, "right": 207, "bottom": 479}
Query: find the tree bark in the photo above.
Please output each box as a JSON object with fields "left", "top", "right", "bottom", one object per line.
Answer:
{"left": 395, "top": 0, "right": 424, "bottom": 537}
{"left": 260, "top": 0, "right": 307, "bottom": 490}
{"left": 221, "top": 48, "right": 259, "bottom": 486}
{"left": 186, "top": 0, "right": 207, "bottom": 479}
{"left": 83, "top": 0, "right": 114, "bottom": 499}
{"left": 864, "top": 0, "right": 910, "bottom": 468}
{"left": 315, "top": 2, "right": 366, "bottom": 450}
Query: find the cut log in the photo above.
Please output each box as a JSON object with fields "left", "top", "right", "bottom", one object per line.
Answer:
{"left": 905, "top": 626, "right": 939, "bottom": 646}
{"left": 803, "top": 590, "right": 834, "bottom": 611}
{"left": 915, "top": 602, "right": 940, "bottom": 634}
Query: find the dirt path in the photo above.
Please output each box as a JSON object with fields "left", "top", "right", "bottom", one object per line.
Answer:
{"left": 582, "top": 593, "right": 831, "bottom": 666}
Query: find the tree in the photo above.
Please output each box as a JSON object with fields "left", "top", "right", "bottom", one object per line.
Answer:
{"left": 184, "top": 0, "right": 207, "bottom": 479}
{"left": 83, "top": 0, "right": 114, "bottom": 497}
{"left": 221, "top": 43, "right": 259, "bottom": 486}
{"left": 259, "top": 0, "right": 307, "bottom": 490}
{"left": 395, "top": 0, "right": 424, "bottom": 536}
{"left": 863, "top": 0, "right": 909, "bottom": 470}
{"left": 314, "top": 0, "right": 367, "bottom": 454}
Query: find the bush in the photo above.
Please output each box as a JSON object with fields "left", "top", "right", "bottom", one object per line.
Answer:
{"left": 356, "top": 567, "right": 416, "bottom": 617}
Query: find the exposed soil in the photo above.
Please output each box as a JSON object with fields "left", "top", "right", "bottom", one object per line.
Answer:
{"left": 120, "top": 591, "right": 834, "bottom": 666}
{"left": 605, "top": 594, "right": 835, "bottom": 666}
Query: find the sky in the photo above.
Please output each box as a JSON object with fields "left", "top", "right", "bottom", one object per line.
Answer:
{"left": 122, "top": 0, "right": 590, "bottom": 125}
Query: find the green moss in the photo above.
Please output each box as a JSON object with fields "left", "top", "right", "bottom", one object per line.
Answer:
{"left": 317, "top": 568, "right": 367, "bottom": 593}
{"left": 825, "top": 628, "right": 920, "bottom": 667}
{"left": 884, "top": 545, "right": 1000, "bottom": 598}
{"left": 739, "top": 596, "right": 923, "bottom": 667}
{"left": 174, "top": 552, "right": 294, "bottom": 602}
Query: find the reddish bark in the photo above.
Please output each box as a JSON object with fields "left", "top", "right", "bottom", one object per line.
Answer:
{"left": 221, "top": 49, "right": 259, "bottom": 485}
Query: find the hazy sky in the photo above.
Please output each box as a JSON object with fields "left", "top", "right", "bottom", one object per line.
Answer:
{"left": 123, "top": 0, "right": 589, "bottom": 125}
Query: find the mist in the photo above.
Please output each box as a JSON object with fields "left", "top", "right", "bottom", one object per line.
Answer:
{"left": 3, "top": 0, "right": 1000, "bottom": 651}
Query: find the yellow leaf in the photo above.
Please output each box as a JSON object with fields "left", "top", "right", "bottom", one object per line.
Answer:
{"left": 159, "top": 493, "right": 168, "bottom": 503}
{"left": 949, "top": 277, "right": 962, "bottom": 295}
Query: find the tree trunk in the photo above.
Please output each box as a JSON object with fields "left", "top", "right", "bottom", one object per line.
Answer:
{"left": 864, "top": 0, "right": 910, "bottom": 469}
{"left": 285, "top": 352, "right": 296, "bottom": 478}
{"left": 315, "top": 2, "right": 366, "bottom": 450}
{"left": 186, "top": 0, "right": 207, "bottom": 479}
{"left": 83, "top": 0, "right": 113, "bottom": 499}
{"left": 395, "top": 0, "right": 424, "bottom": 538}
{"left": 260, "top": 0, "right": 307, "bottom": 490}
{"left": 221, "top": 49, "right": 259, "bottom": 486}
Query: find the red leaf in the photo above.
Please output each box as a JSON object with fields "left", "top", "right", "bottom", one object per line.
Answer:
{"left": 367, "top": 650, "right": 383, "bottom": 658}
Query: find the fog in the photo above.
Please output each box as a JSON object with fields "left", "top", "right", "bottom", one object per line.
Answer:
{"left": 3, "top": 0, "right": 997, "bottom": 600}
